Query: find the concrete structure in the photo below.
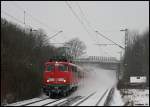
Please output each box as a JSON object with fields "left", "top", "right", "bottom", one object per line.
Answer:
{"left": 73, "top": 56, "right": 120, "bottom": 70}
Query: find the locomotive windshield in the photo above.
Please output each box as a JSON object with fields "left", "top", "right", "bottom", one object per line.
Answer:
{"left": 47, "top": 65, "right": 54, "bottom": 72}
{"left": 59, "top": 64, "right": 68, "bottom": 72}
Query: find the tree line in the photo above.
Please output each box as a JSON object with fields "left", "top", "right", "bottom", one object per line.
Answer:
{"left": 118, "top": 28, "right": 149, "bottom": 88}
{"left": 1, "top": 18, "right": 86, "bottom": 105}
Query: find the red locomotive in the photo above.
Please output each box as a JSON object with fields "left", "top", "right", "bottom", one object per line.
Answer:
{"left": 42, "top": 58, "right": 84, "bottom": 97}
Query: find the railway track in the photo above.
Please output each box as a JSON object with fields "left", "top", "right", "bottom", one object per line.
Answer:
{"left": 45, "top": 96, "right": 83, "bottom": 106}
{"left": 71, "top": 91, "right": 97, "bottom": 106}
{"left": 6, "top": 88, "right": 114, "bottom": 106}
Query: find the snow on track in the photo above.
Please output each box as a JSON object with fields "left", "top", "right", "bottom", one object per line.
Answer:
{"left": 6, "top": 98, "right": 42, "bottom": 106}
{"left": 26, "top": 98, "right": 57, "bottom": 106}
{"left": 53, "top": 96, "right": 83, "bottom": 106}
{"left": 73, "top": 89, "right": 111, "bottom": 106}
{"left": 97, "top": 88, "right": 112, "bottom": 106}
{"left": 71, "top": 91, "right": 96, "bottom": 106}
{"left": 45, "top": 99, "right": 67, "bottom": 106}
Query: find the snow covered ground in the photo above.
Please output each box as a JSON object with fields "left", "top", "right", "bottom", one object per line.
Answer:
{"left": 109, "top": 87, "right": 124, "bottom": 106}
{"left": 6, "top": 98, "right": 42, "bottom": 106}
{"left": 69, "top": 64, "right": 124, "bottom": 106}
{"left": 120, "top": 89, "right": 149, "bottom": 106}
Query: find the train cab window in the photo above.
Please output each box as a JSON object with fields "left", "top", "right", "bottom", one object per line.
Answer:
{"left": 47, "top": 65, "right": 54, "bottom": 72}
{"left": 59, "top": 64, "right": 68, "bottom": 72}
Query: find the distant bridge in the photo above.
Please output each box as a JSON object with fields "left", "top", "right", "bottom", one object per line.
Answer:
{"left": 73, "top": 56, "right": 120, "bottom": 70}
{"left": 73, "top": 56, "right": 119, "bottom": 63}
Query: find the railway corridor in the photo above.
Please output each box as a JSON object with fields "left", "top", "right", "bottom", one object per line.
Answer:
{"left": 6, "top": 64, "right": 124, "bottom": 106}
{"left": 6, "top": 89, "right": 114, "bottom": 106}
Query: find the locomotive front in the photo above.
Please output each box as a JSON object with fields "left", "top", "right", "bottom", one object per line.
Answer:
{"left": 42, "top": 61, "right": 73, "bottom": 96}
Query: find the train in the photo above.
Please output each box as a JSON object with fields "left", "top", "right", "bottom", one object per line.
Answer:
{"left": 42, "top": 57, "right": 84, "bottom": 97}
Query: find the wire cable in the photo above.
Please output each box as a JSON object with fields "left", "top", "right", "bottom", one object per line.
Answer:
{"left": 10, "top": 1, "right": 59, "bottom": 33}
{"left": 65, "top": 1, "right": 99, "bottom": 44}
{"left": 2, "top": 9, "right": 25, "bottom": 25}
{"left": 75, "top": 2, "right": 124, "bottom": 50}
{"left": 75, "top": 2, "right": 100, "bottom": 43}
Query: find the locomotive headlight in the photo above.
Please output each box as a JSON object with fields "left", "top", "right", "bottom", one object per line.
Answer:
{"left": 47, "top": 78, "right": 54, "bottom": 82}
{"left": 63, "top": 79, "right": 66, "bottom": 82}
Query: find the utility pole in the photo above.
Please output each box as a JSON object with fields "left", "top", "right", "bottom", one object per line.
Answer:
{"left": 120, "top": 28, "right": 128, "bottom": 66}
{"left": 120, "top": 28, "right": 128, "bottom": 86}
{"left": 24, "top": 11, "right": 26, "bottom": 25}
{"left": 24, "top": 11, "right": 26, "bottom": 35}
{"left": 120, "top": 29, "right": 128, "bottom": 53}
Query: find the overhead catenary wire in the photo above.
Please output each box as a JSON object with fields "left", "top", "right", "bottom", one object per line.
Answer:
{"left": 26, "top": 12, "right": 59, "bottom": 33}
{"left": 5, "top": 1, "right": 124, "bottom": 50}
{"left": 1, "top": 9, "right": 24, "bottom": 25}
{"left": 9, "top": 1, "right": 70, "bottom": 44}
{"left": 74, "top": 1, "right": 122, "bottom": 57}
{"left": 1, "top": 2, "right": 65, "bottom": 64}
{"left": 4, "top": 1, "right": 66, "bottom": 45}
{"left": 66, "top": 1, "right": 116, "bottom": 57}
{"left": 2, "top": 11, "right": 37, "bottom": 31}
{"left": 1, "top": 9, "right": 34, "bottom": 29}
{"left": 65, "top": 1, "right": 98, "bottom": 43}
{"left": 2, "top": 2, "right": 36, "bottom": 30}
{"left": 95, "top": 31, "right": 124, "bottom": 49}
{"left": 75, "top": 1, "right": 100, "bottom": 43}
{"left": 75, "top": 2, "right": 124, "bottom": 50}
{"left": 10, "top": 1, "right": 26, "bottom": 12}
{"left": 43, "top": 30, "right": 63, "bottom": 43}
{"left": 9, "top": 1, "right": 59, "bottom": 33}
{"left": 75, "top": 1, "right": 94, "bottom": 32}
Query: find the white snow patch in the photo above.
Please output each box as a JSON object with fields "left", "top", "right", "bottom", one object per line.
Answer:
{"left": 109, "top": 88, "right": 124, "bottom": 106}
{"left": 122, "top": 89, "right": 149, "bottom": 106}
{"left": 26, "top": 99, "right": 56, "bottom": 106}
{"left": 6, "top": 98, "right": 41, "bottom": 106}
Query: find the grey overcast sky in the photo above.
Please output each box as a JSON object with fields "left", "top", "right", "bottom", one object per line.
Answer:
{"left": 1, "top": 1, "right": 149, "bottom": 59}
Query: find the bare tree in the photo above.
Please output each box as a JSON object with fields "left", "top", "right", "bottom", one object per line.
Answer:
{"left": 63, "top": 38, "right": 86, "bottom": 59}
{"left": 119, "top": 28, "right": 149, "bottom": 88}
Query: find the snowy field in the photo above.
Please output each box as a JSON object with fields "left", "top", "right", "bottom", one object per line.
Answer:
{"left": 121, "top": 89, "right": 149, "bottom": 106}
